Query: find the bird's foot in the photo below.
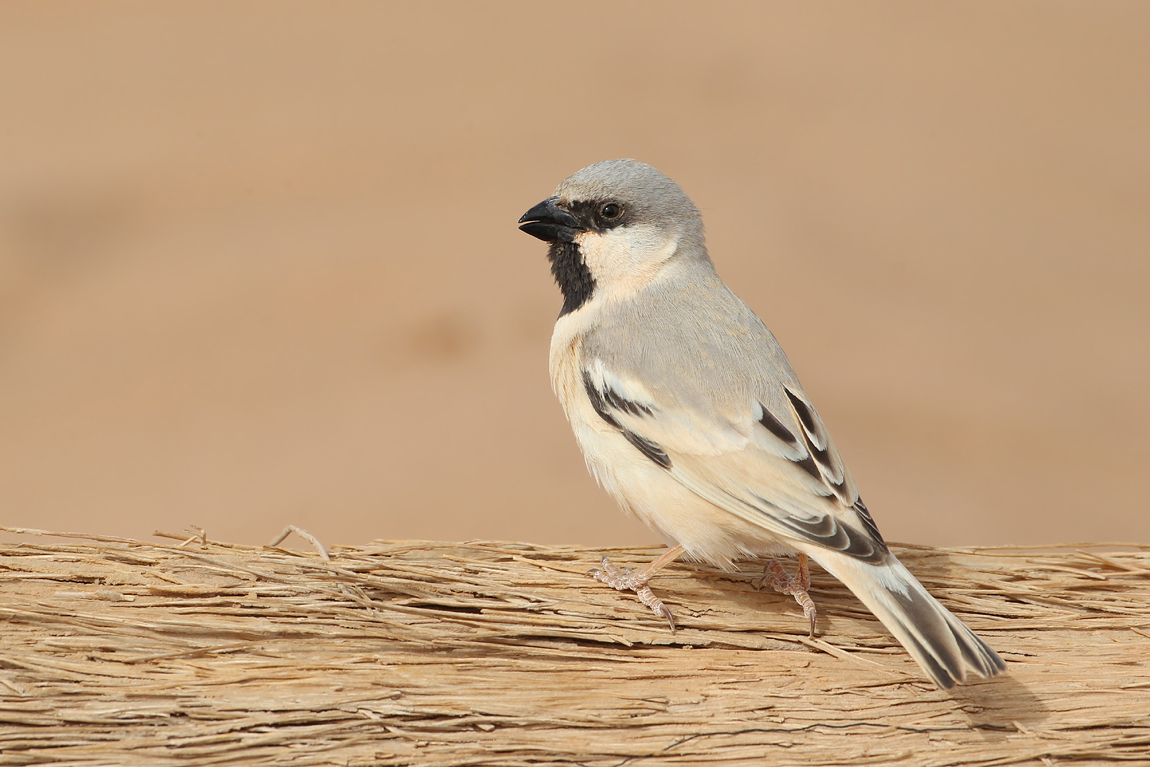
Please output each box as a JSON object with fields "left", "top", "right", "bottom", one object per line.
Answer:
{"left": 754, "top": 553, "right": 817, "bottom": 637}
{"left": 587, "top": 555, "right": 676, "bottom": 631}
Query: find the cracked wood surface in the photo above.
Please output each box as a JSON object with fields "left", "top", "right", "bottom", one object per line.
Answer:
{"left": 0, "top": 527, "right": 1148, "bottom": 766}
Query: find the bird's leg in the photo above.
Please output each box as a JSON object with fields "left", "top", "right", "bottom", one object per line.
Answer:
{"left": 587, "top": 544, "right": 684, "bottom": 631}
{"left": 755, "top": 553, "right": 817, "bottom": 637}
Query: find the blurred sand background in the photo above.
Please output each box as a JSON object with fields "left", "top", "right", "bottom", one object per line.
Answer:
{"left": 1, "top": 2, "right": 1147, "bottom": 549}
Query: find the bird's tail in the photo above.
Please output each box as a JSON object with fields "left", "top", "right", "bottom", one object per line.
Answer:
{"left": 811, "top": 551, "right": 1006, "bottom": 688}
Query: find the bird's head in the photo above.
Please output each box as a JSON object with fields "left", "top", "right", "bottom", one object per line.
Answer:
{"left": 519, "top": 159, "right": 707, "bottom": 316}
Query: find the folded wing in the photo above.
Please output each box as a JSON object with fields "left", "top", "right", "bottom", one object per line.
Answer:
{"left": 581, "top": 358, "right": 889, "bottom": 564}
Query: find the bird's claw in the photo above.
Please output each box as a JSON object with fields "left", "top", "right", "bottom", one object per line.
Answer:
{"left": 754, "top": 554, "right": 817, "bottom": 638}
{"left": 588, "top": 555, "right": 676, "bottom": 631}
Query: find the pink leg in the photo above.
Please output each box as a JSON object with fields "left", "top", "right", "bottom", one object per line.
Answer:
{"left": 755, "top": 553, "right": 817, "bottom": 637}
{"left": 587, "top": 545, "right": 684, "bottom": 631}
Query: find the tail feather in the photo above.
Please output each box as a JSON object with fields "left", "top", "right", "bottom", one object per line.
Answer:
{"left": 811, "top": 551, "right": 1006, "bottom": 688}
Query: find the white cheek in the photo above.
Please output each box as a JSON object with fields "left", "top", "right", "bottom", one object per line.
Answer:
{"left": 576, "top": 224, "right": 679, "bottom": 295}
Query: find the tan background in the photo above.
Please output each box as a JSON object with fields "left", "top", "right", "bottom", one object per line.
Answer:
{"left": 1, "top": 2, "right": 1147, "bottom": 549}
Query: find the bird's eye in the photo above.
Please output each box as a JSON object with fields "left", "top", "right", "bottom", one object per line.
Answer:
{"left": 600, "top": 203, "right": 623, "bottom": 220}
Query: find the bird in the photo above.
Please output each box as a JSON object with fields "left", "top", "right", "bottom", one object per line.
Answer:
{"left": 517, "top": 159, "right": 1006, "bottom": 689}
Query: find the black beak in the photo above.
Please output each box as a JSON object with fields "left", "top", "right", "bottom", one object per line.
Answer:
{"left": 518, "top": 197, "right": 584, "bottom": 242}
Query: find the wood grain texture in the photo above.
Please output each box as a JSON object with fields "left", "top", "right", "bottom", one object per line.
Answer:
{"left": 1, "top": 527, "right": 1148, "bottom": 766}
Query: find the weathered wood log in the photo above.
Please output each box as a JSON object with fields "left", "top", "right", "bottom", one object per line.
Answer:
{"left": 1, "top": 526, "right": 1148, "bottom": 766}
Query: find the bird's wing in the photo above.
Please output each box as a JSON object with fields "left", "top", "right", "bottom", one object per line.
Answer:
{"left": 580, "top": 358, "right": 889, "bottom": 564}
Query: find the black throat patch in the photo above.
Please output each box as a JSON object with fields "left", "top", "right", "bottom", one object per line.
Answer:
{"left": 548, "top": 241, "right": 595, "bottom": 317}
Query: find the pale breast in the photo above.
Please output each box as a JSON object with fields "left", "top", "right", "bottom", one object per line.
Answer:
{"left": 547, "top": 312, "right": 798, "bottom": 568}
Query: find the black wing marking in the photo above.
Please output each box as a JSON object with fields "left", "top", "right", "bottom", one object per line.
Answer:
{"left": 720, "top": 488, "right": 888, "bottom": 564}
{"left": 792, "top": 453, "right": 825, "bottom": 483}
{"left": 775, "top": 505, "right": 888, "bottom": 563}
{"left": 582, "top": 371, "right": 671, "bottom": 470}
{"left": 583, "top": 371, "right": 887, "bottom": 558}
{"left": 757, "top": 399, "right": 820, "bottom": 484}
{"left": 757, "top": 404, "right": 799, "bottom": 446}
{"left": 774, "top": 388, "right": 889, "bottom": 563}
{"left": 623, "top": 431, "right": 672, "bottom": 469}
{"left": 783, "top": 389, "right": 850, "bottom": 503}
{"left": 852, "top": 497, "right": 886, "bottom": 547}
{"left": 758, "top": 400, "right": 826, "bottom": 481}
{"left": 603, "top": 385, "right": 653, "bottom": 418}
{"left": 583, "top": 371, "right": 621, "bottom": 429}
